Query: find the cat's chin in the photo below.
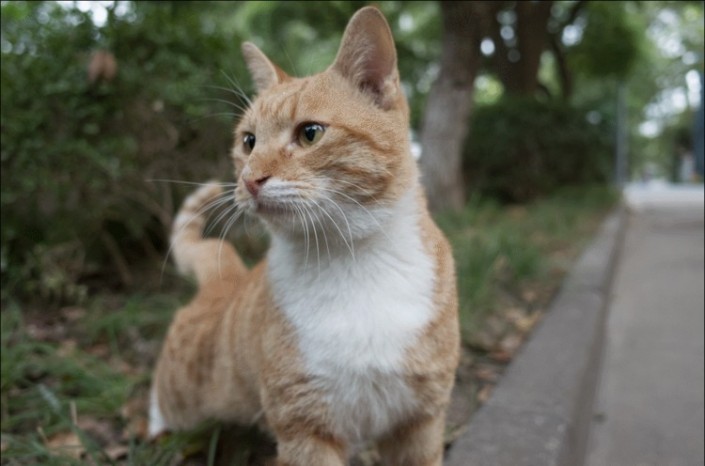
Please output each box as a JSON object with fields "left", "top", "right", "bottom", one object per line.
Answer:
{"left": 253, "top": 201, "right": 293, "bottom": 217}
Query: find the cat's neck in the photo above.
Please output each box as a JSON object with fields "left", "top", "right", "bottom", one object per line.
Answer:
{"left": 268, "top": 186, "right": 426, "bottom": 268}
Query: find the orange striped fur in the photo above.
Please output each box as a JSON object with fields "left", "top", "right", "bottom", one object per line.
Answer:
{"left": 150, "top": 7, "right": 459, "bottom": 465}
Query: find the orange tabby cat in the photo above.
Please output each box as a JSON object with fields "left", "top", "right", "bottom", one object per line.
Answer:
{"left": 150, "top": 6, "right": 459, "bottom": 465}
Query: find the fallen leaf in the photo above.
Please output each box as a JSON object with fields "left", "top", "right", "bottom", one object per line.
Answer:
{"left": 123, "top": 417, "right": 149, "bottom": 441}
{"left": 46, "top": 431, "right": 84, "bottom": 459}
{"left": 26, "top": 322, "right": 66, "bottom": 342}
{"left": 104, "top": 443, "right": 129, "bottom": 461}
{"left": 498, "top": 332, "right": 523, "bottom": 356}
{"left": 521, "top": 289, "right": 538, "bottom": 303}
{"left": 513, "top": 311, "right": 542, "bottom": 334}
{"left": 477, "top": 384, "right": 494, "bottom": 404}
{"left": 76, "top": 417, "right": 116, "bottom": 445}
{"left": 57, "top": 339, "right": 78, "bottom": 357}
{"left": 86, "top": 343, "right": 110, "bottom": 358}
{"left": 503, "top": 307, "right": 526, "bottom": 324}
{"left": 473, "top": 366, "right": 499, "bottom": 383}
{"left": 488, "top": 350, "right": 513, "bottom": 364}
{"left": 60, "top": 307, "right": 87, "bottom": 322}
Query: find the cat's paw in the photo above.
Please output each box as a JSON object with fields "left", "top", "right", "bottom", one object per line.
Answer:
{"left": 147, "top": 387, "right": 169, "bottom": 439}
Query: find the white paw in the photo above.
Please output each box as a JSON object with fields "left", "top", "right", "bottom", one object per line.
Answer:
{"left": 148, "top": 387, "right": 168, "bottom": 438}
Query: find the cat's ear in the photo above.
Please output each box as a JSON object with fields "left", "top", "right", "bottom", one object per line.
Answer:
{"left": 241, "top": 42, "right": 288, "bottom": 93}
{"left": 331, "top": 6, "right": 400, "bottom": 110}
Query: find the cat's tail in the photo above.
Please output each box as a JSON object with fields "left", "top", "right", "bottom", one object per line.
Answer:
{"left": 170, "top": 182, "right": 247, "bottom": 287}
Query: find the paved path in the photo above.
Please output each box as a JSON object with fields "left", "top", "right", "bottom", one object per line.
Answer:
{"left": 586, "top": 184, "right": 704, "bottom": 466}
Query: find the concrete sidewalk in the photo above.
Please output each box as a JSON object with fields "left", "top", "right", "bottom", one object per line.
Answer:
{"left": 446, "top": 184, "right": 704, "bottom": 466}
{"left": 586, "top": 186, "right": 704, "bottom": 466}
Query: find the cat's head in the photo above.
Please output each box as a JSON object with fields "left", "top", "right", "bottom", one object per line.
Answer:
{"left": 233, "top": 7, "right": 417, "bottom": 239}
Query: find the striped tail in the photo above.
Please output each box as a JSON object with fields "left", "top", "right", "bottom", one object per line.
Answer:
{"left": 170, "top": 182, "right": 246, "bottom": 287}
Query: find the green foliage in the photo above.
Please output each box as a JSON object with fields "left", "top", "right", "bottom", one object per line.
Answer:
{"left": 1, "top": 2, "right": 243, "bottom": 302}
{"left": 438, "top": 185, "right": 618, "bottom": 340}
{"left": 1, "top": 306, "right": 131, "bottom": 435}
{"left": 569, "top": 1, "right": 645, "bottom": 80}
{"left": 0, "top": 294, "right": 198, "bottom": 464}
{"left": 464, "top": 96, "right": 614, "bottom": 202}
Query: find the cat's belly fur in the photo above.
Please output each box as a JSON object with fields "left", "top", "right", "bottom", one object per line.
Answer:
{"left": 312, "top": 365, "right": 418, "bottom": 445}
{"left": 268, "top": 219, "right": 436, "bottom": 444}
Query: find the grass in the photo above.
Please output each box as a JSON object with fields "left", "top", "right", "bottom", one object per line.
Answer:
{"left": 0, "top": 185, "right": 618, "bottom": 465}
{"left": 440, "top": 185, "right": 618, "bottom": 340}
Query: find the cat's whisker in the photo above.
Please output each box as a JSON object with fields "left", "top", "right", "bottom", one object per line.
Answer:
{"left": 159, "top": 190, "right": 233, "bottom": 284}
{"left": 220, "top": 70, "right": 253, "bottom": 107}
{"left": 208, "top": 196, "right": 241, "bottom": 240}
{"left": 147, "top": 179, "right": 237, "bottom": 188}
{"left": 307, "top": 202, "right": 331, "bottom": 265}
{"left": 186, "top": 112, "right": 243, "bottom": 126}
{"left": 310, "top": 197, "right": 355, "bottom": 262}
{"left": 301, "top": 203, "right": 322, "bottom": 275}
{"left": 292, "top": 199, "right": 311, "bottom": 270}
{"left": 217, "top": 205, "right": 246, "bottom": 277}
{"left": 325, "top": 178, "right": 387, "bottom": 208}
{"left": 199, "top": 192, "right": 238, "bottom": 236}
{"left": 198, "top": 96, "right": 251, "bottom": 114}
{"left": 316, "top": 184, "right": 394, "bottom": 246}
{"left": 205, "top": 191, "right": 240, "bottom": 236}
{"left": 281, "top": 46, "right": 300, "bottom": 78}
{"left": 204, "top": 84, "right": 253, "bottom": 109}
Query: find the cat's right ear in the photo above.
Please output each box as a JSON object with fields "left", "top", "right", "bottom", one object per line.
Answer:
{"left": 331, "top": 6, "right": 400, "bottom": 110}
{"left": 241, "top": 42, "right": 288, "bottom": 93}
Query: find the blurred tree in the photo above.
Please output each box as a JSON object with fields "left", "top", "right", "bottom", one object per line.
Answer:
{"left": 419, "top": 0, "right": 633, "bottom": 210}
{"left": 419, "top": 2, "right": 481, "bottom": 212}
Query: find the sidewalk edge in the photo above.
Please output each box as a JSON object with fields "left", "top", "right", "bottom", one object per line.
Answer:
{"left": 445, "top": 206, "right": 628, "bottom": 466}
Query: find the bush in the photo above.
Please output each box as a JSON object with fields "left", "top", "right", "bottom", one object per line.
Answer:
{"left": 1, "top": 2, "right": 245, "bottom": 302}
{"left": 463, "top": 96, "right": 614, "bottom": 202}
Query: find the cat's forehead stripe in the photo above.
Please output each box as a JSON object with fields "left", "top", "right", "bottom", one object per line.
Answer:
{"left": 253, "top": 79, "right": 312, "bottom": 124}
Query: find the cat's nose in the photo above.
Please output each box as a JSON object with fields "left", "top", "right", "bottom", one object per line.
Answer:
{"left": 244, "top": 175, "right": 271, "bottom": 197}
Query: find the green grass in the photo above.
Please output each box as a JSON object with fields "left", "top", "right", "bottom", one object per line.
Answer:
{"left": 439, "top": 185, "right": 618, "bottom": 340}
{"left": 0, "top": 185, "right": 618, "bottom": 464}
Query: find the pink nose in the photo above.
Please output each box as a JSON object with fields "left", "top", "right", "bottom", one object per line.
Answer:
{"left": 244, "top": 175, "right": 271, "bottom": 197}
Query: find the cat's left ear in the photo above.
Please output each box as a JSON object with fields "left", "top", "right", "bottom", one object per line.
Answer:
{"left": 242, "top": 42, "right": 289, "bottom": 93}
{"left": 331, "top": 6, "right": 400, "bottom": 110}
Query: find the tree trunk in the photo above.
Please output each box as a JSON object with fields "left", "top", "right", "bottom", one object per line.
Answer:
{"left": 419, "top": 2, "right": 481, "bottom": 213}
{"left": 511, "top": 1, "right": 553, "bottom": 94}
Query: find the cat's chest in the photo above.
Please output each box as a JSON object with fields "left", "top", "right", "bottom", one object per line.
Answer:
{"left": 269, "top": 234, "right": 435, "bottom": 373}
{"left": 268, "top": 235, "right": 436, "bottom": 441}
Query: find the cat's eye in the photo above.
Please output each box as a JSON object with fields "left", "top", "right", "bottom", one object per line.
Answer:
{"left": 298, "top": 123, "right": 325, "bottom": 146}
{"left": 243, "top": 133, "right": 256, "bottom": 154}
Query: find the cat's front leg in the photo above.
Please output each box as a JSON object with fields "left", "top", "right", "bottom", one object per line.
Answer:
{"left": 377, "top": 414, "right": 446, "bottom": 466}
{"left": 274, "top": 434, "right": 347, "bottom": 466}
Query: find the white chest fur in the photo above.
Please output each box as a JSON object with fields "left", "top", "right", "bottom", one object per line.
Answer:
{"left": 267, "top": 193, "right": 436, "bottom": 444}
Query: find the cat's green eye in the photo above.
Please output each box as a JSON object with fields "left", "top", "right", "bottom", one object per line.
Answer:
{"left": 243, "top": 133, "right": 256, "bottom": 154}
{"left": 298, "top": 123, "right": 325, "bottom": 146}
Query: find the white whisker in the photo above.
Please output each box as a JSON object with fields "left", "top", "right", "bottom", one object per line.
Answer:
{"left": 310, "top": 197, "right": 355, "bottom": 262}
{"left": 315, "top": 184, "right": 394, "bottom": 245}
{"left": 159, "top": 189, "right": 232, "bottom": 284}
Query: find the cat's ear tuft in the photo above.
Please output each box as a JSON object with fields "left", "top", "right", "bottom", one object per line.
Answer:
{"left": 331, "top": 7, "right": 399, "bottom": 110}
{"left": 241, "top": 42, "right": 288, "bottom": 93}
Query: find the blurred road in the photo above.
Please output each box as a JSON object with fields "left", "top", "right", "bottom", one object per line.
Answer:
{"left": 586, "top": 183, "right": 704, "bottom": 466}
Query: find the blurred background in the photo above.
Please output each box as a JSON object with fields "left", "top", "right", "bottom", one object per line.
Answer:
{"left": 1, "top": 2, "right": 703, "bottom": 463}
{"left": 1, "top": 0, "right": 703, "bottom": 304}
